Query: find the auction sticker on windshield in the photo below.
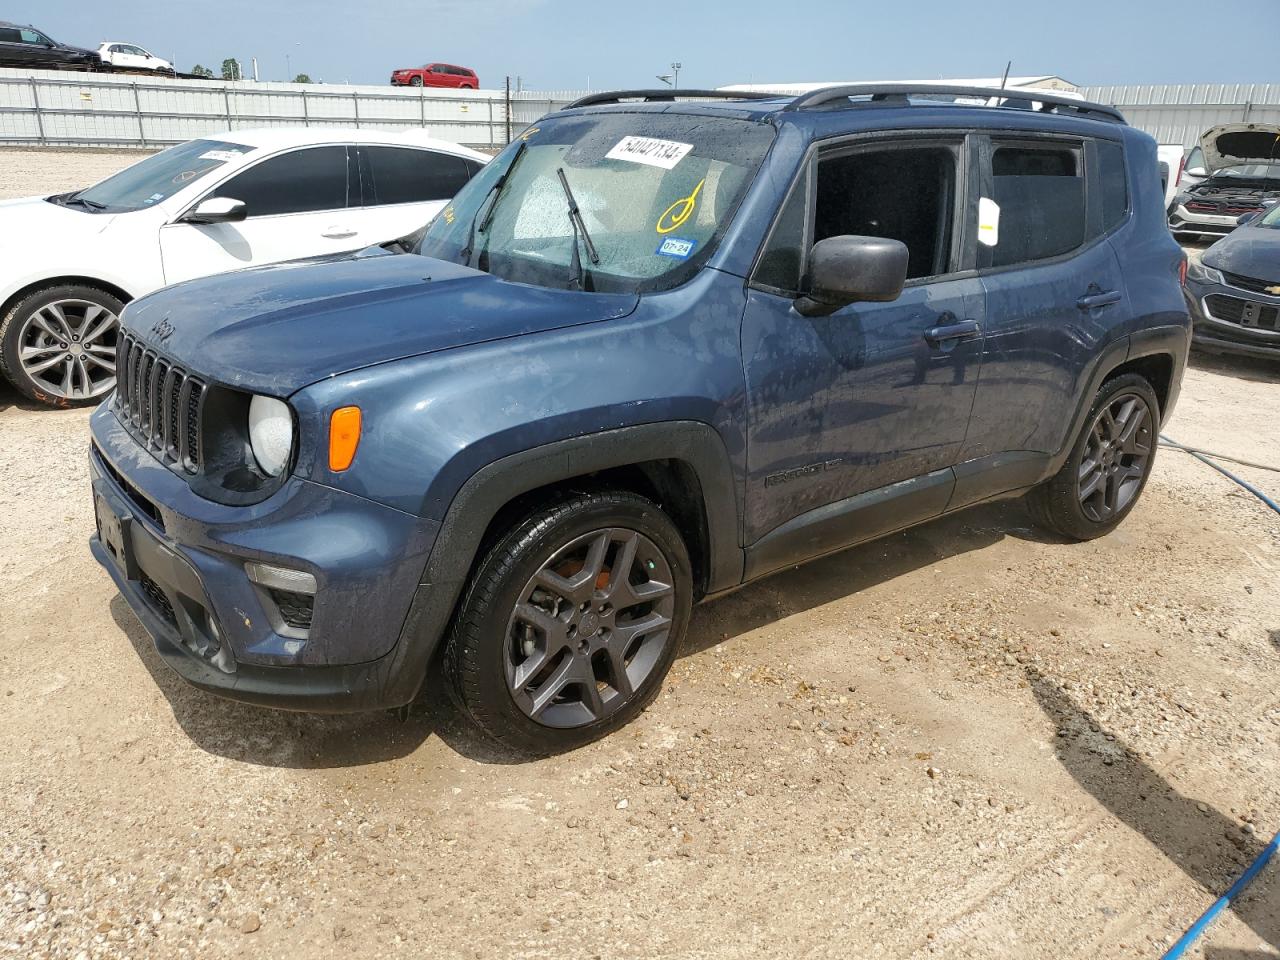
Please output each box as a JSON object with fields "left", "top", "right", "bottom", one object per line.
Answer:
{"left": 606, "top": 136, "right": 694, "bottom": 169}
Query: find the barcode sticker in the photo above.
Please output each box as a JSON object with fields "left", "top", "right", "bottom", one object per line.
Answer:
{"left": 606, "top": 136, "right": 694, "bottom": 170}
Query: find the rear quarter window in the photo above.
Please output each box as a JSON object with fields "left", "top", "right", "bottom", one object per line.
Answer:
{"left": 1095, "top": 139, "right": 1129, "bottom": 231}
{"left": 986, "top": 142, "right": 1085, "bottom": 268}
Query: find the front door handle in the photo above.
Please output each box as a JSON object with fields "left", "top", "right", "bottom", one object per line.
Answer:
{"left": 322, "top": 225, "right": 358, "bottom": 239}
{"left": 924, "top": 317, "right": 982, "bottom": 346}
{"left": 1076, "top": 288, "right": 1122, "bottom": 311}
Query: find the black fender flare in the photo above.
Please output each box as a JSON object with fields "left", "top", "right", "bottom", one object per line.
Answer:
{"left": 1048, "top": 323, "right": 1189, "bottom": 477}
{"left": 387, "top": 421, "right": 744, "bottom": 704}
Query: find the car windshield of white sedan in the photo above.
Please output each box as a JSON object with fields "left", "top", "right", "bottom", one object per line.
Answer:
{"left": 67, "top": 139, "right": 253, "bottom": 213}
{"left": 417, "top": 113, "right": 774, "bottom": 293}
{"left": 1211, "top": 163, "right": 1280, "bottom": 181}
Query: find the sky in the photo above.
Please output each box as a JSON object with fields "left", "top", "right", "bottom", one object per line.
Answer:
{"left": 12, "top": 0, "right": 1280, "bottom": 90}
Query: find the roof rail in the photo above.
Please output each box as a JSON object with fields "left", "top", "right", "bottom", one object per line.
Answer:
{"left": 566, "top": 89, "right": 781, "bottom": 109}
{"left": 782, "top": 84, "right": 1126, "bottom": 124}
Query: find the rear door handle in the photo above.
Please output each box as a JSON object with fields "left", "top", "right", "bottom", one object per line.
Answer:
{"left": 1076, "top": 289, "right": 1122, "bottom": 310}
{"left": 322, "top": 225, "right": 358, "bottom": 239}
{"left": 924, "top": 318, "right": 982, "bottom": 345}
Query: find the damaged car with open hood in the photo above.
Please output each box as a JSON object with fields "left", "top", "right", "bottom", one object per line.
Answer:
{"left": 1168, "top": 123, "right": 1280, "bottom": 240}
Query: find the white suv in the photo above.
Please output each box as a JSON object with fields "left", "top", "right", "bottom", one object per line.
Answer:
{"left": 97, "top": 42, "right": 173, "bottom": 74}
{"left": 0, "top": 129, "right": 489, "bottom": 406}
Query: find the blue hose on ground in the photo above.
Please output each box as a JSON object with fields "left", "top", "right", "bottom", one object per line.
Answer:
{"left": 1160, "top": 437, "right": 1280, "bottom": 514}
{"left": 1157, "top": 434, "right": 1279, "bottom": 959}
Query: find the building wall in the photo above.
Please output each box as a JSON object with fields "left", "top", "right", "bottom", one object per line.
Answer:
{"left": 1083, "top": 83, "right": 1280, "bottom": 148}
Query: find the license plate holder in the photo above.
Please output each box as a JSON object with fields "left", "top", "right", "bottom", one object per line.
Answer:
{"left": 94, "top": 482, "right": 139, "bottom": 581}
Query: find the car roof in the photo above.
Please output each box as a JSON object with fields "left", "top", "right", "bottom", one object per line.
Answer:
{"left": 547, "top": 87, "right": 1128, "bottom": 139}
{"left": 196, "top": 127, "right": 492, "bottom": 161}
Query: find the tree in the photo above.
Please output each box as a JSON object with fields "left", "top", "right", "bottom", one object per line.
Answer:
{"left": 293, "top": 73, "right": 312, "bottom": 84}
{"left": 190, "top": 64, "right": 214, "bottom": 79}
{"left": 220, "top": 58, "right": 242, "bottom": 81}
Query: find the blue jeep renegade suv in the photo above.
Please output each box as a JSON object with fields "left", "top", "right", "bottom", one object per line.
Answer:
{"left": 90, "top": 85, "right": 1190, "bottom": 753}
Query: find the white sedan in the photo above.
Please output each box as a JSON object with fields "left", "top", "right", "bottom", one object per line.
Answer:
{"left": 0, "top": 129, "right": 488, "bottom": 406}
{"left": 97, "top": 42, "right": 173, "bottom": 74}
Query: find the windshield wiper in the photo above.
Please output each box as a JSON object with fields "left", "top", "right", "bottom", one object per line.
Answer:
{"left": 556, "top": 167, "right": 600, "bottom": 291}
{"left": 458, "top": 139, "right": 528, "bottom": 268}
{"left": 62, "top": 195, "right": 107, "bottom": 211}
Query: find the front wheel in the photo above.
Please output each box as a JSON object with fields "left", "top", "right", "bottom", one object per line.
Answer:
{"left": 443, "top": 490, "right": 692, "bottom": 755}
{"left": 1026, "top": 373, "right": 1159, "bottom": 541}
{"left": 410, "top": 75, "right": 423, "bottom": 87}
{"left": 0, "top": 284, "right": 124, "bottom": 406}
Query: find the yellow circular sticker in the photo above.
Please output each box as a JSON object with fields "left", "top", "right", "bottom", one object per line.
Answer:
{"left": 656, "top": 178, "right": 705, "bottom": 235}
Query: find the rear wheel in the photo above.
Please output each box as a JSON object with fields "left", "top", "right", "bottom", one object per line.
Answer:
{"left": 443, "top": 491, "right": 692, "bottom": 754}
{"left": 1026, "top": 373, "right": 1159, "bottom": 541}
{"left": 0, "top": 284, "right": 123, "bottom": 407}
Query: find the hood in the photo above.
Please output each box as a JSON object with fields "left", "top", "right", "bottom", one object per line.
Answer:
{"left": 0, "top": 195, "right": 115, "bottom": 250}
{"left": 1203, "top": 224, "right": 1280, "bottom": 281}
{"left": 121, "top": 251, "right": 640, "bottom": 395}
{"left": 1199, "top": 123, "right": 1280, "bottom": 172}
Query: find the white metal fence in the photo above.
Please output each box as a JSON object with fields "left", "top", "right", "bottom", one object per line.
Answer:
{"left": 1082, "top": 83, "right": 1280, "bottom": 148}
{"left": 0, "top": 67, "right": 589, "bottom": 149}
{"left": 2, "top": 70, "right": 1277, "bottom": 152}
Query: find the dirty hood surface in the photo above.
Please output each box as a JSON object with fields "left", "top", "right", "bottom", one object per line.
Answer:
{"left": 1203, "top": 224, "right": 1280, "bottom": 281}
{"left": 121, "top": 251, "right": 639, "bottom": 395}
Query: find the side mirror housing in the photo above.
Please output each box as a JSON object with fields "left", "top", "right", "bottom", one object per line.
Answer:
{"left": 1237, "top": 212, "right": 1260, "bottom": 227}
{"left": 1184, "top": 165, "right": 1207, "bottom": 179}
{"left": 795, "top": 235, "right": 909, "bottom": 317}
{"left": 182, "top": 197, "right": 247, "bottom": 225}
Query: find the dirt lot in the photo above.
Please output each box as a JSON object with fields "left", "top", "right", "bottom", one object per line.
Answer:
{"left": 1, "top": 149, "right": 1278, "bottom": 960}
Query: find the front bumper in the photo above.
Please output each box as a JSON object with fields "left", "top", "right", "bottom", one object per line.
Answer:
{"left": 1184, "top": 275, "right": 1280, "bottom": 359}
{"left": 1168, "top": 203, "right": 1247, "bottom": 236}
{"left": 89, "top": 403, "right": 443, "bottom": 712}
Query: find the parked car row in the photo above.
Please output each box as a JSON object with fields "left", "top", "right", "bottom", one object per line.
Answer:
{"left": 83, "top": 85, "right": 1192, "bottom": 752}
{"left": 0, "top": 131, "right": 488, "bottom": 405}
{"left": 0, "top": 20, "right": 174, "bottom": 73}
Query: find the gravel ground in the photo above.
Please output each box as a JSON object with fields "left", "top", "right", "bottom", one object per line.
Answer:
{"left": 1, "top": 148, "right": 1278, "bottom": 960}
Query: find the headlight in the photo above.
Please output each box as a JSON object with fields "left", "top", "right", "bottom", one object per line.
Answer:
{"left": 247, "top": 395, "right": 294, "bottom": 477}
{"left": 1186, "top": 260, "right": 1224, "bottom": 285}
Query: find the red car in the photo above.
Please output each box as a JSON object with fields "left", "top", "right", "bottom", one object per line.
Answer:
{"left": 390, "top": 63, "right": 479, "bottom": 89}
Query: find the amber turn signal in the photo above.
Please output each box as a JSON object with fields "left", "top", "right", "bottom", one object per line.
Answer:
{"left": 328, "top": 406, "right": 362, "bottom": 472}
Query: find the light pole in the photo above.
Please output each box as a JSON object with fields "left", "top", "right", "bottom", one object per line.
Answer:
{"left": 285, "top": 42, "right": 300, "bottom": 82}
{"left": 671, "top": 62, "right": 681, "bottom": 90}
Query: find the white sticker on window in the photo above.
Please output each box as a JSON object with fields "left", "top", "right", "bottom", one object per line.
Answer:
{"left": 978, "top": 196, "right": 1000, "bottom": 247}
{"left": 606, "top": 136, "right": 694, "bottom": 170}
{"left": 199, "top": 150, "right": 243, "bottom": 163}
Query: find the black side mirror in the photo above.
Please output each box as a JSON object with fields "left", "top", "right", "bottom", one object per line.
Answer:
{"left": 795, "top": 235, "right": 909, "bottom": 317}
{"left": 1237, "top": 212, "right": 1260, "bottom": 227}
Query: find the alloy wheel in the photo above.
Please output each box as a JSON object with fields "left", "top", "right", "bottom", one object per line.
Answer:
{"left": 17, "top": 298, "right": 119, "bottom": 401}
{"left": 505, "top": 527, "right": 676, "bottom": 729}
{"left": 1077, "top": 391, "right": 1153, "bottom": 523}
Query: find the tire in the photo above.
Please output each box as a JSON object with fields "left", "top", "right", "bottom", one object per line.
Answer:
{"left": 0, "top": 284, "right": 124, "bottom": 407}
{"left": 1025, "top": 373, "right": 1160, "bottom": 541}
{"left": 410, "top": 76, "right": 423, "bottom": 87}
{"left": 443, "top": 490, "right": 693, "bottom": 755}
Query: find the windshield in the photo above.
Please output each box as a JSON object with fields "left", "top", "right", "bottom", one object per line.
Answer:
{"left": 417, "top": 112, "right": 775, "bottom": 293}
{"left": 1257, "top": 204, "right": 1280, "bottom": 229}
{"left": 68, "top": 139, "right": 254, "bottom": 213}
{"left": 1209, "top": 163, "right": 1280, "bottom": 181}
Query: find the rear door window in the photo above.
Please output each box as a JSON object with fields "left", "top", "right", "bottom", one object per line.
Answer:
{"left": 358, "top": 146, "right": 472, "bottom": 205}
{"left": 210, "top": 145, "right": 350, "bottom": 217}
{"left": 984, "top": 141, "right": 1085, "bottom": 267}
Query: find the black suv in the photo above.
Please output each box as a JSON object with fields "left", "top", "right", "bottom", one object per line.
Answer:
{"left": 90, "top": 86, "right": 1190, "bottom": 754}
{"left": 0, "top": 22, "right": 100, "bottom": 70}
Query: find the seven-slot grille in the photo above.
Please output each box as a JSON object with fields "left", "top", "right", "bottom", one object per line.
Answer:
{"left": 114, "top": 333, "right": 205, "bottom": 473}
